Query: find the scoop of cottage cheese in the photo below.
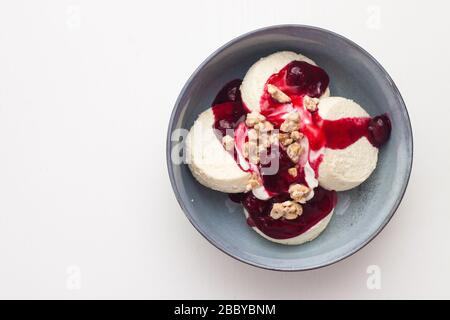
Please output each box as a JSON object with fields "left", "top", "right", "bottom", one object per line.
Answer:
{"left": 240, "top": 51, "right": 330, "bottom": 112}
{"left": 186, "top": 108, "right": 251, "bottom": 193}
{"left": 317, "top": 97, "right": 379, "bottom": 191}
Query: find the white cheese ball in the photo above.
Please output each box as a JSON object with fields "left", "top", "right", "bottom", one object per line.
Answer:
{"left": 186, "top": 108, "right": 251, "bottom": 193}
{"left": 241, "top": 51, "right": 330, "bottom": 112}
{"left": 318, "top": 97, "right": 378, "bottom": 191}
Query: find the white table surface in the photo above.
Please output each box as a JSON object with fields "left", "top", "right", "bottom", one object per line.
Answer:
{"left": 0, "top": 0, "right": 449, "bottom": 299}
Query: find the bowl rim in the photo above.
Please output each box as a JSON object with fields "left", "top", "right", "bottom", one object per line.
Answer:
{"left": 166, "top": 24, "right": 413, "bottom": 271}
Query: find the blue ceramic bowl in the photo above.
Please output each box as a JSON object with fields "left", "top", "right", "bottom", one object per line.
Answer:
{"left": 166, "top": 25, "right": 413, "bottom": 271}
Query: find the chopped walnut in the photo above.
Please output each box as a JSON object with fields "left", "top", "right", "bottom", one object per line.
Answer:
{"left": 287, "top": 142, "right": 302, "bottom": 163}
{"left": 290, "top": 131, "right": 303, "bottom": 141}
{"left": 259, "top": 133, "right": 271, "bottom": 149}
{"left": 280, "top": 121, "right": 298, "bottom": 133}
{"left": 253, "top": 122, "right": 263, "bottom": 131}
{"left": 267, "top": 84, "right": 291, "bottom": 103}
{"left": 289, "top": 183, "right": 311, "bottom": 203}
{"left": 280, "top": 112, "right": 300, "bottom": 133}
{"left": 279, "top": 132, "right": 294, "bottom": 146}
{"left": 247, "top": 128, "right": 258, "bottom": 141}
{"left": 221, "top": 135, "right": 234, "bottom": 151}
{"left": 288, "top": 167, "right": 298, "bottom": 177}
{"left": 270, "top": 201, "right": 303, "bottom": 220}
{"left": 258, "top": 144, "right": 267, "bottom": 155}
{"left": 269, "top": 132, "right": 279, "bottom": 145}
{"left": 245, "top": 111, "right": 266, "bottom": 127}
{"left": 243, "top": 118, "right": 277, "bottom": 162}
{"left": 247, "top": 141, "right": 259, "bottom": 164}
{"left": 243, "top": 142, "right": 249, "bottom": 158}
{"left": 246, "top": 174, "right": 260, "bottom": 191}
{"left": 254, "top": 121, "right": 274, "bottom": 132}
{"left": 249, "top": 155, "right": 260, "bottom": 165}
{"left": 285, "top": 201, "right": 303, "bottom": 219}
{"left": 264, "top": 121, "right": 274, "bottom": 131}
{"left": 286, "top": 110, "right": 300, "bottom": 122}
{"left": 270, "top": 203, "right": 285, "bottom": 219}
{"left": 303, "top": 95, "right": 320, "bottom": 112}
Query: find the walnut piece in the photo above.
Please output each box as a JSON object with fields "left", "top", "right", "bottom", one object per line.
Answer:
{"left": 245, "top": 111, "right": 266, "bottom": 127}
{"left": 247, "top": 141, "right": 259, "bottom": 164}
{"left": 245, "top": 174, "right": 260, "bottom": 192}
{"left": 243, "top": 142, "right": 249, "bottom": 158}
{"left": 221, "top": 135, "right": 234, "bottom": 151}
{"left": 278, "top": 133, "right": 293, "bottom": 146}
{"left": 289, "top": 183, "right": 311, "bottom": 203}
{"left": 303, "top": 95, "right": 320, "bottom": 112}
{"left": 288, "top": 167, "right": 298, "bottom": 177}
{"left": 267, "top": 84, "right": 291, "bottom": 103}
{"left": 290, "top": 130, "right": 303, "bottom": 141}
{"left": 254, "top": 121, "right": 274, "bottom": 132}
{"left": 286, "top": 110, "right": 300, "bottom": 122}
{"left": 259, "top": 133, "right": 271, "bottom": 149}
{"left": 270, "top": 201, "right": 303, "bottom": 220}
{"left": 269, "top": 132, "right": 279, "bottom": 145}
{"left": 287, "top": 142, "right": 302, "bottom": 163}
{"left": 247, "top": 128, "right": 258, "bottom": 141}
{"left": 280, "top": 111, "right": 300, "bottom": 133}
{"left": 243, "top": 117, "right": 278, "bottom": 162}
{"left": 280, "top": 121, "right": 299, "bottom": 133}
{"left": 270, "top": 203, "right": 285, "bottom": 219}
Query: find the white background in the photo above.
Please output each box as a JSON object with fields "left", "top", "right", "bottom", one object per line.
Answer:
{"left": 0, "top": 0, "right": 449, "bottom": 299}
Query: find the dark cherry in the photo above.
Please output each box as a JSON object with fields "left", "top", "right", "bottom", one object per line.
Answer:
{"left": 282, "top": 61, "right": 329, "bottom": 98}
{"left": 212, "top": 102, "right": 247, "bottom": 138}
{"left": 367, "top": 114, "right": 391, "bottom": 148}
{"left": 286, "top": 64, "right": 307, "bottom": 87}
{"left": 212, "top": 79, "right": 243, "bottom": 105}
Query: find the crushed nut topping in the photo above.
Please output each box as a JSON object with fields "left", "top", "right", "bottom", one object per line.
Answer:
{"left": 269, "top": 132, "right": 279, "bottom": 145}
{"left": 286, "top": 110, "right": 300, "bottom": 122}
{"left": 287, "top": 142, "right": 302, "bottom": 163}
{"left": 267, "top": 84, "right": 291, "bottom": 103}
{"left": 243, "top": 115, "right": 280, "bottom": 164}
{"left": 259, "top": 133, "right": 271, "bottom": 149}
{"left": 280, "top": 111, "right": 300, "bottom": 133}
{"left": 289, "top": 183, "right": 311, "bottom": 203}
{"left": 245, "top": 111, "right": 266, "bottom": 127}
{"left": 288, "top": 167, "right": 298, "bottom": 177}
{"left": 290, "top": 130, "right": 303, "bottom": 141}
{"left": 303, "top": 95, "right": 320, "bottom": 112}
{"left": 249, "top": 157, "right": 259, "bottom": 165}
{"left": 270, "top": 203, "right": 285, "bottom": 219}
{"left": 247, "top": 128, "right": 258, "bottom": 141}
{"left": 258, "top": 144, "right": 268, "bottom": 155}
{"left": 254, "top": 121, "right": 274, "bottom": 132}
{"left": 246, "top": 174, "right": 260, "bottom": 192}
{"left": 280, "top": 120, "right": 299, "bottom": 133}
{"left": 253, "top": 122, "right": 263, "bottom": 131}
{"left": 247, "top": 141, "right": 259, "bottom": 164}
{"left": 279, "top": 132, "right": 294, "bottom": 146}
{"left": 221, "top": 135, "right": 234, "bottom": 151}
{"left": 270, "top": 201, "right": 303, "bottom": 220}
{"left": 243, "top": 142, "right": 249, "bottom": 158}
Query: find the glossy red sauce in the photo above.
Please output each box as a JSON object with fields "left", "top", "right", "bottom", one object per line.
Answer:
{"left": 242, "top": 187, "right": 337, "bottom": 239}
{"left": 213, "top": 61, "right": 390, "bottom": 239}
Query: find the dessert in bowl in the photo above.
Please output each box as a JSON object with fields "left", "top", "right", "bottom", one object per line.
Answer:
{"left": 186, "top": 50, "right": 391, "bottom": 245}
{"left": 167, "top": 25, "right": 412, "bottom": 270}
